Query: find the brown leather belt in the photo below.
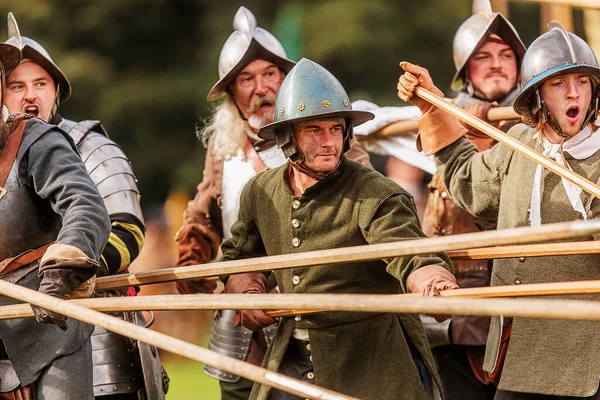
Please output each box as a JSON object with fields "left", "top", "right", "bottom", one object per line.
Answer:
{"left": 0, "top": 242, "right": 53, "bottom": 277}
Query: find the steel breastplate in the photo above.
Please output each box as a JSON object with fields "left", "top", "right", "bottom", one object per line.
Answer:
{"left": 0, "top": 161, "right": 61, "bottom": 261}
{"left": 221, "top": 144, "right": 286, "bottom": 239}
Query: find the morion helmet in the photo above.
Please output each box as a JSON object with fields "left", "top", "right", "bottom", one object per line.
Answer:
{"left": 207, "top": 6, "right": 295, "bottom": 102}
{"left": 5, "top": 12, "right": 71, "bottom": 103}
{"left": 451, "top": 0, "right": 526, "bottom": 91}
{"left": 514, "top": 20, "right": 600, "bottom": 127}
{"left": 258, "top": 58, "right": 373, "bottom": 161}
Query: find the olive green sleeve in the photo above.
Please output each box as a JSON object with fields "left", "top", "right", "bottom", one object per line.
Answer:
{"left": 359, "top": 186, "right": 453, "bottom": 293}
{"left": 434, "top": 125, "right": 526, "bottom": 221}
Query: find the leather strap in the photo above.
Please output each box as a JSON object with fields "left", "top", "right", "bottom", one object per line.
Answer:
{"left": 0, "top": 242, "right": 53, "bottom": 277}
{"left": 0, "top": 116, "right": 29, "bottom": 187}
{"left": 241, "top": 134, "right": 268, "bottom": 174}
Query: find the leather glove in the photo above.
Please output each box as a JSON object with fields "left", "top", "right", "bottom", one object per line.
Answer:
{"left": 33, "top": 244, "right": 98, "bottom": 331}
{"left": 33, "top": 267, "right": 96, "bottom": 331}
{"left": 397, "top": 61, "right": 445, "bottom": 113}
{"left": 408, "top": 265, "right": 459, "bottom": 296}
{"left": 226, "top": 273, "right": 277, "bottom": 331}
{"left": 175, "top": 224, "right": 220, "bottom": 295}
{"left": 408, "top": 265, "right": 460, "bottom": 323}
{"left": 398, "top": 61, "right": 467, "bottom": 155}
{"left": 176, "top": 278, "right": 218, "bottom": 295}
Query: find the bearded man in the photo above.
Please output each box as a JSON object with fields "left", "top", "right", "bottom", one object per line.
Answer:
{"left": 175, "top": 7, "right": 370, "bottom": 400}
{"left": 420, "top": 4, "right": 526, "bottom": 400}
{"left": 3, "top": 14, "right": 167, "bottom": 399}
{"left": 0, "top": 14, "right": 110, "bottom": 399}
{"left": 399, "top": 21, "right": 600, "bottom": 400}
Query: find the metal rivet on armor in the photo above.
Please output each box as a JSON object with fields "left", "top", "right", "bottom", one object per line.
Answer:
{"left": 295, "top": 315, "right": 303, "bottom": 321}
{"left": 309, "top": 355, "right": 313, "bottom": 362}
{"left": 255, "top": 146, "right": 260, "bottom": 151}
{"left": 292, "top": 275, "right": 301, "bottom": 285}
{"left": 322, "top": 100, "right": 331, "bottom": 107}
{"left": 292, "top": 219, "right": 300, "bottom": 228}
{"left": 515, "top": 279, "right": 521, "bottom": 285}
{"left": 292, "top": 200, "right": 301, "bottom": 209}
{"left": 441, "top": 191, "right": 448, "bottom": 199}
{"left": 307, "top": 372, "right": 315, "bottom": 379}
{"left": 292, "top": 238, "right": 301, "bottom": 247}
{"left": 519, "top": 257, "right": 526, "bottom": 263}
{"left": 298, "top": 103, "right": 305, "bottom": 111}
{"left": 306, "top": 343, "right": 311, "bottom": 351}
{"left": 279, "top": 108, "right": 285, "bottom": 116}
{"left": 343, "top": 99, "right": 349, "bottom": 107}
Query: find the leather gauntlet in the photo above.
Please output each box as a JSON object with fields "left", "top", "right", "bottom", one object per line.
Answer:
{"left": 34, "top": 243, "right": 99, "bottom": 330}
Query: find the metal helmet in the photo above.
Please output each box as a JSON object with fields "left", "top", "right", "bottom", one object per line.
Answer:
{"left": 451, "top": 0, "right": 526, "bottom": 91}
{"left": 258, "top": 58, "right": 373, "bottom": 160}
{"left": 206, "top": 6, "right": 295, "bottom": 102}
{"left": 514, "top": 20, "right": 600, "bottom": 124}
{"left": 0, "top": 13, "right": 22, "bottom": 87}
{"left": 5, "top": 13, "right": 71, "bottom": 102}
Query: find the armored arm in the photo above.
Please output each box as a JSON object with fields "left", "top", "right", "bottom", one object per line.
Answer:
{"left": 61, "top": 119, "right": 145, "bottom": 276}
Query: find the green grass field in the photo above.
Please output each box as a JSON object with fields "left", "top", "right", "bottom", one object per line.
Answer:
{"left": 164, "top": 358, "right": 221, "bottom": 399}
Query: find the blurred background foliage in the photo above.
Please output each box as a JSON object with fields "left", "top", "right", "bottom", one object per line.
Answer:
{"left": 0, "top": 0, "right": 575, "bottom": 213}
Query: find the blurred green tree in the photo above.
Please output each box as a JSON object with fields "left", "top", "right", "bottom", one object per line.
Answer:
{"left": 0, "top": 0, "right": 542, "bottom": 210}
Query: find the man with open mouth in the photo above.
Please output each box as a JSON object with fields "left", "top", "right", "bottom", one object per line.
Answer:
{"left": 3, "top": 13, "right": 168, "bottom": 400}
{"left": 398, "top": 20, "right": 600, "bottom": 400}
{"left": 174, "top": 7, "right": 370, "bottom": 400}
{"left": 0, "top": 13, "right": 111, "bottom": 400}
{"left": 419, "top": 2, "right": 526, "bottom": 400}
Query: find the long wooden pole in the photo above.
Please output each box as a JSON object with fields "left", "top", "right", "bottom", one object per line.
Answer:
{"left": 4, "top": 292, "right": 600, "bottom": 323}
{"left": 414, "top": 86, "right": 600, "bottom": 200}
{"left": 447, "top": 240, "right": 600, "bottom": 260}
{"left": 266, "top": 279, "right": 600, "bottom": 317}
{"left": 0, "top": 280, "right": 354, "bottom": 400}
{"left": 95, "top": 220, "right": 600, "bottom": 291}
{"left": 4, "top": 279, "right": 600, "bottom": 320}
{"left": 361, "top": 106, "right": 518, "bottom": 140}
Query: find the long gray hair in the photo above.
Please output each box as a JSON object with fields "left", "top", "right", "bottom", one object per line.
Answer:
{"left": 198, "top": 97, "right": 255, "bottom": 160}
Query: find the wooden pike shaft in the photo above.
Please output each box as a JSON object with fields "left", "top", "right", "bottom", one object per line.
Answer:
{"left": 4, "top": 291, "right": 600, "bottom": 322}
{"left": 266, "top": 279, "right": 600, "bottom": 317}
{"left": 447, "top": 240, "right": 600, "bottom": 260}
{"left": 415, "top": 86, "right": 600, "bottom": 200}
{"left": 95, "top": 220, "right": 600, "bottom": 291}
{"left": 361, "top": 106, "right": 518, "bottom": 140}
{"left": 0, "top": 280, "right": 354, "bottom": 400}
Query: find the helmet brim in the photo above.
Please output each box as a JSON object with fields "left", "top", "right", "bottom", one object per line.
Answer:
{"left": 514, "top": 64, "right": 600, "bottom": 116}
{"left": 207, "top": 38, "right": 295, "bottom": 102}
{"left": 258, "top": 110, "right": 374, "bottom": 141}
{"left": 0, "top": 43, "right": 22, "bottom": 76}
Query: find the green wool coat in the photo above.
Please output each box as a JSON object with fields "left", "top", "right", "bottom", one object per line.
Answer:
{"left": 436, "top": 123, "right": 600, "bottom": 396}
{"left": 220, "top": 156, "right": 453, "bottom": 400}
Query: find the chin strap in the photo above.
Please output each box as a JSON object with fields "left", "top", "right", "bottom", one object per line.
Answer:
{"left": 290, "top": 158, "right": 339, "bottom": 181}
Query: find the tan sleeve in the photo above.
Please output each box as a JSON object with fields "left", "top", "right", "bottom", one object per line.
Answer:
{"left": 176, "top": 137, "right": 224, "bottom": 265}
{"left": 346, "top": 135, "right": 372, "bottom": 168}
